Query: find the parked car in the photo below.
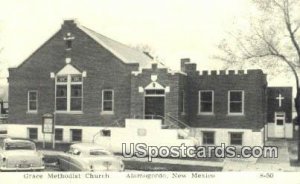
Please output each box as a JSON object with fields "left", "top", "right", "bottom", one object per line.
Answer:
{"left": 57, "top": 143, "right": 125, "bottom": 171}
{"left": 0, "top": 138, "right": 45, "bottom": 171}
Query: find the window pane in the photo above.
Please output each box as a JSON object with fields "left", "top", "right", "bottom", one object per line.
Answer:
{"left": 71, "top": 129, "right": 82, "bottom": 142}
{"left": 56, "top": 98, "right": 67, "bottom": 110}
{"left": 103, "top": 91, "right": 112, "bottom": 100}
{"left": 201, "top": 92, "right": 212, "bottom": 101}
{"left": 66, "top": 40, "right": 72, "bottom": 49}
{"left": 71, "top": 75, "right": 82, "bottom": 82}
{"left": 55, "top": 129, "right": 63, "bottom": 141}
{"left": 230, "top": 102, "right": 242, "bottom": 113}
{"left": 101, "top": 130, "right": 111, "bottom": 137}
{"left": 71, "top": 98, "right": 82, "bottom": 111}
{"left": 57, "top": 76, "right": 68, "bottom": 83}
{"left": 276, "top": 119, "right": 284, "bottom": 125}
{"left": 29, "top": 92, "right": 37, "bottom": 100}
{"left": 71, "top": 85, "right": 82, "bottom": 97}
{"left": 203, "top": 132, "right": 214, "bottom": 144}
{"left": 145, "top": 89, "right": 165, "bottom": 95}
{"left": 230, "top": 133, "right": 242, "bottom": 145}
{"left": 56, "top": 85, "right": 67, "bottom": 97}
{"left": 155, "top": 90, "right": 165, "bottom": 95}
{"left": 230, "top": 92, "right": 242, "bottom": 101}
{"left": 201, "top": 102, "right": 212, "bottom": 112}
{"left": 29, "top": 101, "right": 37, "bottom": 110}
{"left": 29, "top": 128, "right": 38, "bottom": 139}
{"left": 231, "top": 133, "right": 242, "bottom": 139}
{"left": 103, "top": 101, "right": 112, "bottom": 111}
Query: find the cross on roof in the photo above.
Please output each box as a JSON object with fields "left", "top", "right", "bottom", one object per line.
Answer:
{"left": 276, "top": 94, "right": 285, "bottom": 107}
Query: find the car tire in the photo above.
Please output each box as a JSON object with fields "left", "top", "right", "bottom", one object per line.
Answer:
{"left": 57, "top": 159, "right": 63, "bottom": 171}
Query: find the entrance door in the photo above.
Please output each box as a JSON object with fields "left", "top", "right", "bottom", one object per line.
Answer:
{"left": 274, "top": 112, "right": 285, "bottom": 138}
{"left": 144, "top": 97, "right": 165, "bottom": 119}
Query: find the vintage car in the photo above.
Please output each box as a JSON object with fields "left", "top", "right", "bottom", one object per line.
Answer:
{"left": 57, "top": 143, "right": 125, "bottom": 171}
{"left": 0, "top": 138, "right": 45, "bottom": 171}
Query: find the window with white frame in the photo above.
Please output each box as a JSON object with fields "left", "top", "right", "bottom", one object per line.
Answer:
{"left": 199, "top": 90, "right": 214, "bottom": 114}
{"left": 230, "top": 132, "right": 243, "bottom": 145}
{"left": 102, "top": 90, "right": 114, "bottom": 113}
{"left": 56, "top": 75, "right": 82, "bottom": 112}
{"left": 228, "top": 90, "right": 244, "bottom": 114}
{"left": 28, "top": 91, "right": 38, "bottom": 112}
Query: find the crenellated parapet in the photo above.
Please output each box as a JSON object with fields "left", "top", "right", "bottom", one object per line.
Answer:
{"left": 180, "top": 58, "right": 264, "bottom": 77}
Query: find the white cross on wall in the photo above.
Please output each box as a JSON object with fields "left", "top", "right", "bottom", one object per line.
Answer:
{"left": 276, "top": 94, "right": 285, "bottom": 107}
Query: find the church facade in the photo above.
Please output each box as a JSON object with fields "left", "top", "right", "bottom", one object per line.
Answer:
{"left": 5, "top": 20, "right": 293, "bottom": 147}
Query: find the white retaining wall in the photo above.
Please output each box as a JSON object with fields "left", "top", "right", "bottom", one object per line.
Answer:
{"left": 266, "top": 122, "right": 293, "bottom": 138}
{"left": 5, "top": 119, "right": 266, "bottom": 152}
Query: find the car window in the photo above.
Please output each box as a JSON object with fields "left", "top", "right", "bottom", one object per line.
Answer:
{"left": 5, "top": 141, "right": 35, "bottom": 150}
{"left": 90, "top": 149, "right": 112, "bottom": 156}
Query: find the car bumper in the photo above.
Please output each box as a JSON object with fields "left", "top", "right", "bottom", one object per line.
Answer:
{"left": 0, "top": 166, "right": 45, "bottom": 171}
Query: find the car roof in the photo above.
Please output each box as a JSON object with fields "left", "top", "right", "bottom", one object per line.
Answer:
{"left": 4, "top": 138, "right": 35, "bottom": 144}
{"left": 71, "top": 143, "right": 108, "bottom": 151}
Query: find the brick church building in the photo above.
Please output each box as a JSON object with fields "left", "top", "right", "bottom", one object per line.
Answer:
{"left": 5, "top": 20, "right": 293, "bottom": 148}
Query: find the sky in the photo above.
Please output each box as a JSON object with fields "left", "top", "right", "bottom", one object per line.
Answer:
{"left": 0, "top": 0, "right": 295, "bottom": 89}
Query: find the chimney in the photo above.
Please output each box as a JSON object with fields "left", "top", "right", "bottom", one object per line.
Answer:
{"left": 180, "top": 58, "right": 190, "bottom": 72}
{"left": 152, "top": 63, "right": 158, "bottom": 70}
{"left": 61, "top": 19, "right": 77, "bottom": 31}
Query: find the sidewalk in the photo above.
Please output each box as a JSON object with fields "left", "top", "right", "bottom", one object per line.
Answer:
{"left": 223, "top": 139, "right": 294, "bottom": 171}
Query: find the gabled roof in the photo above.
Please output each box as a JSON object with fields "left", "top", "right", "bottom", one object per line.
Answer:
{"left": 78, "top": 25, "right": 152, "bottom": 67}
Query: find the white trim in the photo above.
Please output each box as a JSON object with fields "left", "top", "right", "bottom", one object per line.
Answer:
{"left": 27, "top": 90, "right": 38, "bottom": 113}
{"left": 101, "top": 89, "right": 114, "bottom": 114}
{"left": 198, "top": 90, "right": 214, "bottom": 115}
{"left": 145, "top": 82, "right": 165, "bottom": 90}
{"left": 228, "top": 90, "right": 244, "bottom": 116}
{"left": 57, "top": 64, "right": 81, "bottom": 75}
{"left": 274, "top": 112, "right": 286, "bottom": 137}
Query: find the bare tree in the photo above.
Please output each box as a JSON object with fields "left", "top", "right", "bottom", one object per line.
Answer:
{"left": 217, "top": 0, "right": 300, "bottom": 162}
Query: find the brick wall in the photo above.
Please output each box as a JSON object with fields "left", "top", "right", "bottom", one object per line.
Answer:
{"left": 8, "top": 20, "right": 138, "bottom": 127}
{"left": 183, "top": 61, "right": 268, "bottom": 130}
{"left": 130, "top": 65, "right": 186, "bottom": 122}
